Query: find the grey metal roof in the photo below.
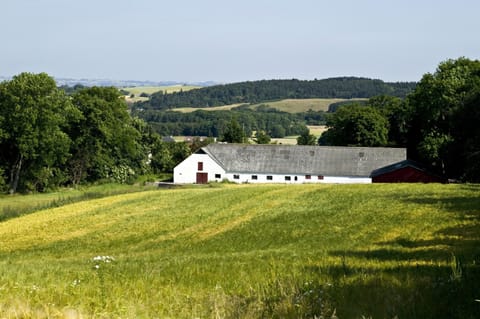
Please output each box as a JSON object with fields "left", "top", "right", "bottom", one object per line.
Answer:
{"left": 202, "top": 144, "right": 406, "bottom": 177}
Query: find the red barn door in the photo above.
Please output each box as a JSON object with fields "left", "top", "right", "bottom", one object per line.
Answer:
{"left": 196, "top": 172, "right": 208, "bottom": 184}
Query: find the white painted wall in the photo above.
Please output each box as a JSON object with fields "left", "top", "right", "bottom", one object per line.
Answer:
{"left": 224, "top": 172, "right": 371, "bottom": 184}
{"left": 173, "top": 153, "right": 226, "bottom": 184}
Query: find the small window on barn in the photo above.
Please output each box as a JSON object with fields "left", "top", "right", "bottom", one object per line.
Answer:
{"left": 294, "top": 176, "right": 298, "bottom": 181}
{"left": 233, "top": 174, "right": 240, "bottom": 180}
{"left": 267, "top": 175, "right": 273, "bottom": 180}
{"left": 215, "top": 174, "right": 221, "bottom": 179}
{"left": 251, "top": 175, "right": 258, "bottom": 180}
{"left": 305, "top": 175, "right": 311, "bottom": 180}
{"left": 285, "top": 176, "right": 291, "bottom": 181}
{"left": 197, "top": 162, "right": 203, "bottom": 171}
{"left": 318, "top": 175, "right": 324, "bottom": 180}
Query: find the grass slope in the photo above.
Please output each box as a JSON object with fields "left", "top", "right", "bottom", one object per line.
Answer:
{"left": 123, "top": 85, "right": 201, "bottom": 103}
{"left": 0, "top": 184, "right": 479, "bottom": 318}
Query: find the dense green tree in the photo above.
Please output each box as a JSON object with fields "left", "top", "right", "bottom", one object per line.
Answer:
{"left": 270, "top": 124, "right": 286, "bottom": 138}
{"left": 368, "top": 95, "right": 409, "bottom": 146}
{"left": 296, "top": 128, "right": 317, "bottom": 145}
{"left": 406, "top": 57, "right": 480, "bottom": 178}
{"left": 254, "top": 130, "right": 271, "bottom": 144}
{"left": 69, "top": 87, "right": 147, "bottom": 184}
{"left": 0, "top": 73, "right": 80, "bottom": 193}
{"left": 150, "top": 140, "right": 191, "bottom": 173}
{"left": 221, "top": 118, "right": 246, "bottom": 143}
{"left": 455, "top": 89, "right": 480, "bottom": 181}
{"left": 320, "top": 104, "right": 389, "bottom": 147}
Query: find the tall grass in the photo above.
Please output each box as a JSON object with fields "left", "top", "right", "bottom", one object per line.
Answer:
{"left": 0, "top": 183, "right": 479, "bottom": 318}
{"left": 0, "top": 183, "right": 158, "bottom": 222}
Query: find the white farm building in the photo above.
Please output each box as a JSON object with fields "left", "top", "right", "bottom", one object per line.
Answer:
{"left": 173, "top": 144, "right": 407, "bottom": 184}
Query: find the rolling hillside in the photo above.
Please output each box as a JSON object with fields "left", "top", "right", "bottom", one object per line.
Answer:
{"left": 138, "top": 77, "right": 416, "bottom": 110}
{"left": 0, "top": 183, "right": 479, "bottom": 318}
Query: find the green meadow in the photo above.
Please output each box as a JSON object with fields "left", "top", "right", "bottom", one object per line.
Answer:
{"left": 0, "top": 183, "right": 479, "bottom": 318}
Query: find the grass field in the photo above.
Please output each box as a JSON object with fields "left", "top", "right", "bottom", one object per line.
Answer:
{"left": 122, "top": 85, "right": 201, "bottom": 103}
{"left": 269, "top": 125, "right": 326, "bottom": 145}
{"left": 251, "top": 98, "right": 362, "bottom": 113}
{"left": 173, "top": 98, "right": 363, "bottom": 114}
{"left": 123, "top": 85, "right": 201, "bottom": 96}
{"left": 0, "top": 183, "right": 158, "bottom": 222}
{"left": 174, "top": 103, "right": 245, "bottom": 113}
{"left": 0, "top": 183, "right": 479, "bottom": 318}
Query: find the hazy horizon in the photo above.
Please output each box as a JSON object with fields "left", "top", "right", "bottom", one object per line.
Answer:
{"left": 2, "top": 0, "right": 479, "bottom": 84}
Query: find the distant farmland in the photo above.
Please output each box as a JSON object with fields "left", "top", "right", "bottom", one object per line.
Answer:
{"left": 173, "top": 98, "right": 363, "bottom": 113}
{"left": 123, "top": 85, "right": 201, "bottom": 103}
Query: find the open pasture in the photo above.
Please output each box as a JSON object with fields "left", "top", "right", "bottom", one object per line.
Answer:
{"left": 0, "top": 183, "right": 479, "bottom": 318}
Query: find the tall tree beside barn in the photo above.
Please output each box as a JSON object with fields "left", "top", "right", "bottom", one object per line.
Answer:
{"left": 368, "top": 95, "right": 410, "bottom": 147}
{"left": 406, "top": 57, "right": 480, "bottom": 180}
{"left": 0, "top": 73, "right": 80, "bottom": 193}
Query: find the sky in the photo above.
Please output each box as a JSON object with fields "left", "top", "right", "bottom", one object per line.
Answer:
{"left": 1, "top": 0, "right": 479, "bottom": 83}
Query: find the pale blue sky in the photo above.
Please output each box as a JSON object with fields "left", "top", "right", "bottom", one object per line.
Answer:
{"left": 1, "top": 0, "right": 479, "bottom": 83}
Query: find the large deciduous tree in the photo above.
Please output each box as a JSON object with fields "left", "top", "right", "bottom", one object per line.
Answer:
{"left": 0, "top": 73, "right": 79, "bottom": 193}
{"left": 68, "top": 87, "right": 148, "bottom": 184}
{"left": 221, "top": 118, "right": 246, "bottom": 143}
{"left": 368, "top": 95, "right": 410, "bottom": 146}
{"left": 319, "top": 104, "right": 389, "bottom": 147}
{"left": 406, "top": 57, "right": 480, "bottom": 179}
{"left": 296, "top": 128, "right": 317, "bottom": 145}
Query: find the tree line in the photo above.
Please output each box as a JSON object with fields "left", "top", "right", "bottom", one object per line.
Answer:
{"left": 136, "top": 77, "right": 416, "bottom": 110}
{"left": 135, "top": 105, "right": 323, "bottom": 138}
{"left": 319, "top": 57, "right": 480, "bottom": 182}
{"left": 0, "top": 73, "right": 195, "bottom": 194}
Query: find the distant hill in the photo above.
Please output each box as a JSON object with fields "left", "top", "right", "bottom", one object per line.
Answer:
{"left": 138, "top": 77, "right": 416, "bottom": 110}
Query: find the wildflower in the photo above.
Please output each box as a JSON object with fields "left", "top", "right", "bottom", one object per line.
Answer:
{"left": 29, "top": 285, "right": 40, "bottom": 294}
{"left": 92, "top": 255, "right": 115, "bottom": 270}
{"left": 71, "top": 279, "right": 81, "bottom": 287}
{"left": 92, "top": 255, "right": 115, "bottom": 263}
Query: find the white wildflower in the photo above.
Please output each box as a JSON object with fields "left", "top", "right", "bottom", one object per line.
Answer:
{"left": 92, "top": 255, "right": 115, "bottom": 263}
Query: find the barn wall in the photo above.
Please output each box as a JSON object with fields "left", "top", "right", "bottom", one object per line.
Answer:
{"left": 224, "top": 173, "right": 371, "bottom": 184}
{"left": 372, "top": 167, "right": 444, "bottom": 183}
{"left": 173, "top": 153, "right": 225, "bottom": 184}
